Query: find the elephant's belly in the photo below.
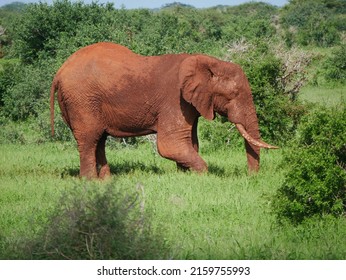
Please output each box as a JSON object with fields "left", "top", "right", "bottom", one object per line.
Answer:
{"left": 106, "top": 127, "right": 156, "bottom": 138}
{"left": 102, "top": 103, "right": 158, "bottom": 138}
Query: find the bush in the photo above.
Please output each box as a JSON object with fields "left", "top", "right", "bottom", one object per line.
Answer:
{"left": 1, "top": 64, "right": 50, "bottom": 121}
{"left": 323, "top": 44, "right": 346, "bottom": 85}
{"left": 10, "top": 0, "right": 117, "bottom": 63}
{"left": 4, "top": 182, "right": 168, "bottom": 259}
{"left": 9, "top": 1, "right": 226, "bottom": 62}
{"left": 280, "top": 0, "right": 343, "bottom": 47}
{"left": 0, "top": 59, "right": 20, "bottom": 108}
{"left": 274, "top": 104, "right": 346, "bottom": 224}
{"left": 36, "top": 106, "right": 74, "bottom": 142}
{"left": 198, "top": 116, "right": 243, "bottom": 152}
{"left": 221, "top": 2, "right": 277, "bottom": 42}
{"left": 0, "top": 121, "right": 26, "bottom": 144}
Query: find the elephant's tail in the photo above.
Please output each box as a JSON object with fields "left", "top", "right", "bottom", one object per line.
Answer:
{"left": 50, "top": 77, "right": 58, "bottom": 137}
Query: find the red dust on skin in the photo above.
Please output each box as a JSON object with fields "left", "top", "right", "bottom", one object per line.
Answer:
{"left": 50, "top": 42, "right": 278, "bottom": 179}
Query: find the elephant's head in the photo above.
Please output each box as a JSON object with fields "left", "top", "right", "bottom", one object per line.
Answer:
{"left": 179, "top": 55, "right": 278, "bottom": 173}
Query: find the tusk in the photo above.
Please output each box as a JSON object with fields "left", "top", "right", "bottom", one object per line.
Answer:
{"left": 235, "top": 124, "right": 279, "bottom": 149}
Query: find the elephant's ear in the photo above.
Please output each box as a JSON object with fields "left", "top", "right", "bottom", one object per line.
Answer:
{"left": 179, "top": 56, "right": 214, "bottom": 120}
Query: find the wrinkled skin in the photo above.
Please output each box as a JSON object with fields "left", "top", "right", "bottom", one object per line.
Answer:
{"left": 50, "top": 42, "right": 277, "bottom": 179}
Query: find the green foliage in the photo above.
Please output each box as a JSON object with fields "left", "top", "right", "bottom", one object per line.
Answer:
{"left": 220, "top": 2, "right": 277, "bottom": 42}
{"left": 2, "top": 182, "right": 167, "bottom": 259}
{"left": 0, "top": 121, "right": 26, "bottom": 144}
{"left": 10, "top": 0, "right": 117, "bottom": 63}
{"left": 0, "top": 2, "right": 25, "bottom": 57}
{"left": 274, "top": 104, "right": 346, "bottom": 224}
{"left": 281, "top": 0, "right": 345, "bottom": 47}
{"left": 0, "top": 60, "right": 52, "bottom": 121}
{"left": 8, "top": 1, "right": 228, "bottom": 63}
{"left": 323, "top": 45, "right": 346, "bottom": 85}
{"left": 0, "top": 2, "right": 27, "bottom": 12}
{"left": 0, "top": 59, "right": 19, "bottom": 107}
{"left": 198, "top": 116, "right": 243, "bottom": 152}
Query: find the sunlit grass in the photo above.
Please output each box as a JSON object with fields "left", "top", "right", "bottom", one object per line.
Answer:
{"left": 299, "top": 85, "right": 346, "bottom": 107}
{"left": 1, "top": 141, "right": 346, "bottom": 259}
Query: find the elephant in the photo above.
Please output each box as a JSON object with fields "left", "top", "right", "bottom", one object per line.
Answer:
{"left": 50, "top": 42, "right": 278, "bottom": 179}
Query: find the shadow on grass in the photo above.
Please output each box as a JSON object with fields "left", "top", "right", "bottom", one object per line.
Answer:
{"left": 208, "top": 163, "right": 246, "bottom": 178}
{"left": 208, "top": 164, "right": 226, "bottom": 176}
{"left": 110, "top": 161, "right": 163, "bottom": 175}
{"left": 60, "top": 161, "right": 245, "bottom": 179}
{"left": 0, "top": 183, "right": 171, "bottom": 260}
{"left": 60, "top": 161, "right": 164, "bottom": 178}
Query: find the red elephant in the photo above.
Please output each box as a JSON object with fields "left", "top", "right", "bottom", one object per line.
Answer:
{"left": 50, "top": 42, "right": 277, "bottom": 179}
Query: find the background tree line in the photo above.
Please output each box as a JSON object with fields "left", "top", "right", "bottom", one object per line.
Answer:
{"left": 0, "top": 0, "right": 345, "bottom": 223}
{"left": 0, "top": 0, "right": 344, "bottom": 139}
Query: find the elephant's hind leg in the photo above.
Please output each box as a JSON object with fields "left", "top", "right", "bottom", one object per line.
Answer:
{"left": 74, "top": 128, "right": 105, "bottom": 179}
{"left": 77, "top": 139, "right": 98, "bottom": 179}
{"left": 96, "top": 133, "right": 111, "bottom": 179}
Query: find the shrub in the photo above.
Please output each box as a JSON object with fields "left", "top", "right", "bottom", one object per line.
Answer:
{"left": 10, "top": 0, "right": 117, "bottom": 63}
{"left": 0, "top": 59, "right": 20, "bottom": 108}
{"left": 9, "top": 1, "right": 226, "bottom": 63}
{"left": 274, "top": 104, "right": 346, "bottom": 224}
{"left": 221, "top": 2, "right": 277, "bottom": 42}
{"left": 15, "top": 183, "right": 168, "bottom": 259}
{"left": 280, "top": 0, "right": 343, "bottom": 47}
{"left": 0, "top": 61, "right": 52, "bottom": 121}
{"left": 0, "top": 121, "right": 26, "bottom": 144}
{"left": 323, "top": 44, "right": 346, "bottom": 85}
{"left": 36, "top": 106, "right": 74, "bottom": 142}
{"left": 198, "top": 116, "right": 243, "bottom": 152}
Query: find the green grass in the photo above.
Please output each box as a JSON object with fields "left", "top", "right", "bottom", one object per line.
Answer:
{"left": 299, "top": 85, "right": 346, "bottom": 107}
{"left": 1, "top": 141, "right": 346, "bottom": 259}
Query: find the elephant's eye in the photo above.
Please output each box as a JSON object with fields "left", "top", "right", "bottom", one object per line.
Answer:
{"left": 214, "top": 78, "right": 239, "bottom": 99}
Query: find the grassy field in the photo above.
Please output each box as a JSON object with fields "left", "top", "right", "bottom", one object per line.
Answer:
{"left": 1, "top": 135, "right": 346, "bottom": 259}
{"left": 1, "top": 83, "right": 345, "bottom": 260}
{"left": 299, "top": 85, "right": 346, "bottom": 107}
{"left": 1, "top": 0, "right": 345, "bottom": 261}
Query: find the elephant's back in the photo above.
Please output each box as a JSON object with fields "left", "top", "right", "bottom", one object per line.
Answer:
{"left": 57, "top": 43, "right": 136, "bottom": 74}
{"left": 54, "top": 42, "right": 143, "bottom": 92}
{"left": 74, "top": 42, "right": 135, "bottom": 59}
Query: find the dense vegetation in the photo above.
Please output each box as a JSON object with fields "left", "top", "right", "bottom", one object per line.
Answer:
{"left": 275, "top": 105, "right": 346, "bottom": 224}
{"left": 0, "top": 0, "right": 345, "bottom": 259}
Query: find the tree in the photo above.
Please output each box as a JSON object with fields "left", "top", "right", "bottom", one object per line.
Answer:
{"left": 281, "top": 0, "right": 344, "bottom": 46}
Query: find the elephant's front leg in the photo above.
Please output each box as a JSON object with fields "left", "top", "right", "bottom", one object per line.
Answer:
{"left": 157, "top": 129, "right": 207, "bottom": 173}
{"left": 176, "top": 118, "right": 200, "bottom": 171}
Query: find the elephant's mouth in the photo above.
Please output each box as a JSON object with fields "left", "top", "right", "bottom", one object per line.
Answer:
{"left": 235, "top": 123, "right": 279, "bottom": 149}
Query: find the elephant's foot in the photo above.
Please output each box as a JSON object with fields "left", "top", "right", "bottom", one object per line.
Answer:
{"left": 176, "top": 159, "right": 208, "bottom": 173}
{"left": 177, "top": 163, "right": 189, "bottom": 172}
{"left": 98, "top": 164, "right": 111, "bottom": 180}
{"left": 79, "top": 168, "right": 98, "bottom": 180}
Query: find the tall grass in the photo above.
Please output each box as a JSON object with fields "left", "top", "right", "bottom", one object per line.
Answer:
{"left": 1, "top": 141, "right": 346, "bottom": 259}
{"left": 299, "top": 85, "right": 346, "bottom": 107}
